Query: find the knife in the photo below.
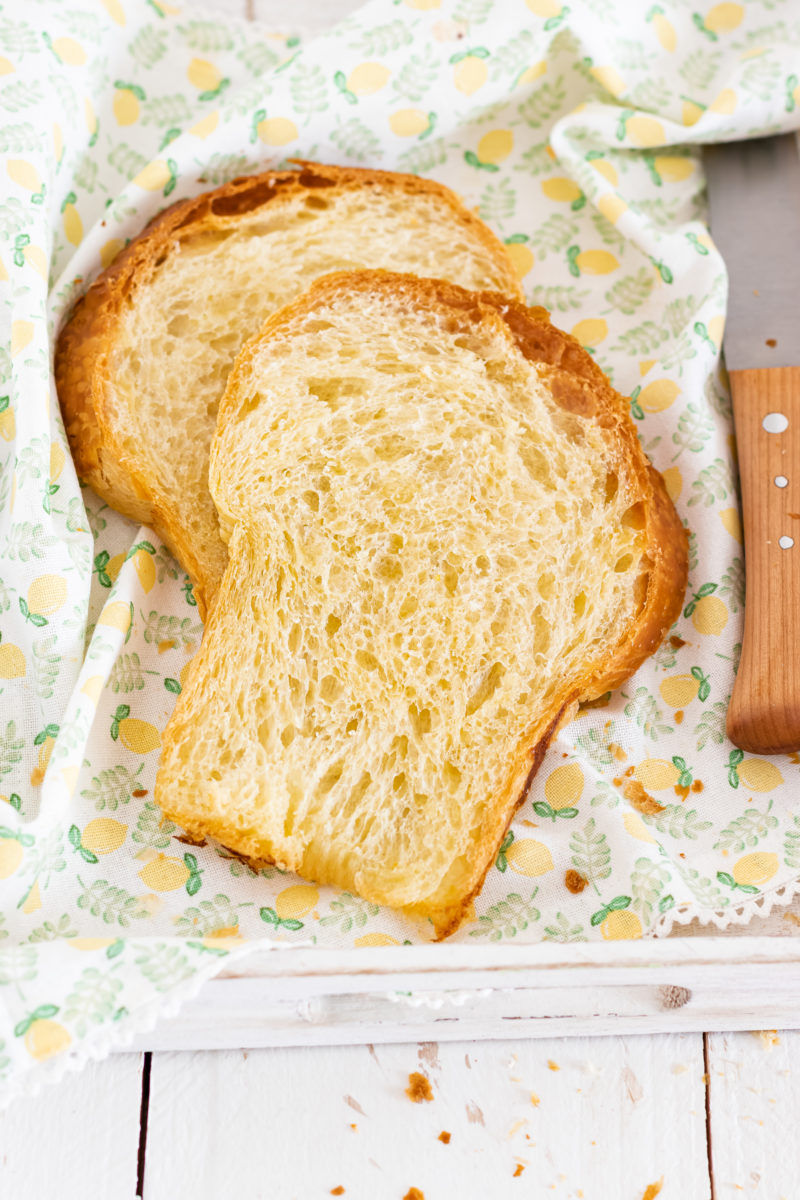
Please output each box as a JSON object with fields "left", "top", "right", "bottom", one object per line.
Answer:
{"left": 705, "top": 133, "right": 800, "bottom": 754}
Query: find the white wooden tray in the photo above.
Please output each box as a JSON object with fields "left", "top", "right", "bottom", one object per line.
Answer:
{"left": 125, "top": 934, "right": 800, "bottom": 1050}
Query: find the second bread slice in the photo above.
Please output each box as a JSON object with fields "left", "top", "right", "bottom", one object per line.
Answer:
{"left": 155, "top": 271, "right": 688, "bottom": 938}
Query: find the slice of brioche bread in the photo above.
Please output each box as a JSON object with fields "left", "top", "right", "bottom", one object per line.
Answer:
{"left": 55, "top": 163, "right": 522, "bottom": 616}
{"left": 154, "top": 270, "right": 688, "bottom": 939}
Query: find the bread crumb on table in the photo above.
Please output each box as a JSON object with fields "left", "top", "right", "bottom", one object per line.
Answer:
{"left": 406, "top": 1072, "right": 434, "bottom": 1102}
{"left": 403, "top": 1189, "right": 425, "bottom": 1200}
{"left": 330, "top": 1188, "right": 345, "bottom": 1196}
{"left": 438, "top": 1130, "right": 451, "bottom": 1144}
{"left": 565, "top": 869, "right": 587, "bottom": 894}
{"left": 641, "top": 1180, "right": 663, "bottom": 1200}
{"left": 513, "top": 1164, "right": 525, "bottom": 1177}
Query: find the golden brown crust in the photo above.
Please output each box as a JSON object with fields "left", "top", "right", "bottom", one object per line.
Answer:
{"left": 54, "top": 163, "right": 523, "bottom": 618}
{"left": 169, "top": 270, "right": 688, "bottom": 940}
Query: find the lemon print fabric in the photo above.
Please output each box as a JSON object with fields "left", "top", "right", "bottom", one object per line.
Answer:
{"left": 3, "top": 0, "right": 800, "bottom": 1102}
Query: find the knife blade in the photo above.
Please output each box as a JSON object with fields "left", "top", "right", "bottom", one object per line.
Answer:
{"left": 705, "top": 133, "right": 800, "bottom": 754}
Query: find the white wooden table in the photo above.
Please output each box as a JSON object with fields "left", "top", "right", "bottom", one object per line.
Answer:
{"left": 3, "top": 0, "right": 799, "bottom": 1194}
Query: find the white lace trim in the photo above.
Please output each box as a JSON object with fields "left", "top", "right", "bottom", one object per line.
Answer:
{"left": 651, "top": 872, "right": 800, "bottom": 937}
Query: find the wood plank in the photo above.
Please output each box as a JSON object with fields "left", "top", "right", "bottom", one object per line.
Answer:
{"left": 144, "top": 1036, "right": 709, "bottom": 1199}
{"left": 0, "top": 1055, "right": 144, "bottom": 1200}
{"left": 706, "top": 1029, "right": 800, "bottom": 1199}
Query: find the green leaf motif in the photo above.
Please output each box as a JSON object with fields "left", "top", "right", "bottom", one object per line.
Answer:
{"left": 2, "top": 522, "right": 57, "bottom": 562}
{"left": 687, "top": 458, "right": 734, "bottom": 507}
{"left": 643, "top": 804, "right": 713, "bottom": 840}
{"left": 542, "top": 913, "right": 587, "bottom": 943}
{"left": 132, "top": 801, "right": 177, "bottom": 850}
{"left": 141, "top": 93, "right": 194, "bottom": 128}
{"left": 784, "top": 817, "right": 800, "bottom": 869}
{"left": 77, "top": 877, "right": 150, "bottom": 927}
{"left": 528, "top": 284, "right": 590, "bottom": 313}
{"left": 396, "top": 138, "right": 447, "bottom": 175}
{"left": 469, "top": 890, "right": 540, "bottom": 940}
{"left": 0, "top": 720, "right": 24, "bottom": 779}
{"left": 531, "top": 212, "right": 578, "bottom": 258}
{"left": 129, "top": 22, "right": 168, "bottom": 67}
{"left": 176, "top": 18, "right": 234, "bottom": 51}
{"left": 478, "top": 178, "right": 517, "bottom": 225}
{"left": 0, "top": 17, "right": 41, "bottom": 56}
{"left": 330, "top": 117, "right": 383, "bottom": 163}
{"left": 109, "top": 652, "right": 157, "bottom": 694}
{"left": 719, "top": 557, "right": 744, "bottom": 614}
{"left": 319, "top": 892, "right": 379, "bottom": 933}
{"left": 392, "top": 45, "right": 441, "bottom": 103}
{"left": 714, "top": 801, "right": 777, "bottom": 853}
{"left": 135, "top": 944, "right": 195, "bottom": 992}
{"left": 0, "top": 79, "right": 43, "bottom": 112}
{"left": 0, "top": 945, "right": 38, "bottom": 986}
{"left": 630, "top": 858, "right": 671, "bottom": 921}
{"left": 623, "top": 687, "right": 673, "bottom": 740}
{"left": 495, "top": 829, "right": 514, "bottom": 872}
{"left": 349, "top": 19, "right": 412, "bottom": 56}
{"left": 518, "top": 77, "right": 566, "bottom": 129}
{"left": 82, "top": 763, "right": 144, "bottom": 812}
{"left": 604, "top": 269, "right": 655, "bottom": 316}
{"left": 0, "top": 122, "right": 41, "bottom": 154}
{"left": 28, "top": 915, "right": 78, "bottom": 943}
{"left": 672, "top": 401, "right": 715, "bottom": 459}
{"left": 290, "top": 62, "right": 329, "bottom": 121}
{"left": 611, "top": 320, "right": 669, "bottom": 357}
{"left": 63, "top": 967, "right": 124, "bottom": 1038}
{"left": 175, "top": 894, "right": 245, "bottom": 937}
{"left": 569, "top": 818, "right": 611, "bottom": 892}
{"left": 453, "top": 0, "right": 493, "bottom": 22}
{"left": 490, "top": 28, "right": 536, "bottom": 80}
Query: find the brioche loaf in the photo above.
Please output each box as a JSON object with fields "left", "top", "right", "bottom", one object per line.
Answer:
{"left": 54, "top": 163, "right": 522, "bottom": 616}
{"left": 154, "top": 271, "right": 688, "bottom": 939}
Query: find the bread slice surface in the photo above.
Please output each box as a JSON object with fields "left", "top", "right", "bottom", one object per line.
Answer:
{"left": 55, "top": 163, "right": 522, "bottom": 615}
{"left": 155, "top": 271, "right": 688, "bottom": 938}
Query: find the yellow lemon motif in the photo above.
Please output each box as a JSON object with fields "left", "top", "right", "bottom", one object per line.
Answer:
{"left": 661, "top": 465, "right": 682, "bottom": 501}
{"left": 354, "top": 933, "right": 400, "bottom": 947}
{"left": 733, "top": 852, "right": 778, "bottom": 887}
{"left": 0, "top": 55, "right": 14, "bottom": 75}
{"left": 623, "top": 812, "right": 657, "bottom": 843}
{"left": 7, "top": 159, "right": 41, "bottom": 192}
{"left": 84, "top": 97, "right": 98, "bottom": 139}
{"left": 516, "top": 61, "right": 547, "bottom": 87}
{"left": 544, "top": 762, "right": 584, "bottom": 810}
{"left": 257, "top": 117, "right": 299, "bottom": 146}
{"left": 63, "top": 201, "right": 83, "bottom": 247}
{"left": 638, "top": 379, "right": 680, "bottom": 413}
{"left": 30, "top": 738, "right": 55, "bottom": 787}
{"left": 640, "top": 359, "right": 657, "bottom": 376}
{"left": 53, "top": 122, "right": 64, "bottom": 163}
{"left": 100, "top": 239, "right": 125, "bottom": 269}
{"left": 0, "top": 643, "right": 26, "bottom": 679}
{"left": 61, "top": 766, "right": 79, "bottom": 797}
{"left": 505, "top": 242, "right": 534, "bottom": 279}
{"left": 682, "top": 100, "right": 704, "bottom": 127}
{"left": 98, "top": 600, "right": 132, "bottom": 634}
{"left": 526, "top": 0, "right": 561, "bottom": 13}
{"left": 187, "top": 57, "right": 221, "bottom": 91}
{"left": 707, "top": 314, "right": 725, "bottom": 347}
{"left": 52, "top": 36, "right": 86, "bottom": 66}
{"left": 0, "top": 403, "right": 14, "bottom": 441}
{"left": 50, "top": 443, "right": 65, "bottom": 487}
{"left": 590, "top": 65, "right": 627, "bottom": 97}
{"left": 692, "top": 594, "right": 728, "bottom": 636}
{"left": 601, "top": 910, "right": 643, "bottom": 940}
{"left": 571, "top": 318, "right": 608, "bottom": 348}
{"left": 101, "top": 0, "right": 126, "bottom": 23}
{"left": 404, "top": 0, "right": 441, "bottom": 7}
{"left": 710, "top": 88, "right": 737, "bottom": 114}
{"left": 113, "top": 87, "right": 140, "bottom": 126}
{"left": 719, "top": 507, "right": 742, "bottom": 543}
{"left": 275, "top": 884, "right": 319, "bottom": 919}
{"left": 589, "top": 158, "right": 618, "bottom": 187}
{"left": 347, "top": 62, "right": 391, "bottom": 96}
{"left": 389, "top": 108, "right": 430, "bottom": 137}
{"left": 506, "top": 839, "right": 554, "bottom": 876}
{"left": 542, "top": 177, "right": 582, "bottom": 204}
{"left": 576, "top": 250, "right": 619, "bottom": 275}
{"left": 705, "top": 2, "right": 744, "bottom": 33}
{"left": 652, "top": 13, "right": 677, "bottom": 51}
{"left": 654, "top": 155, "right": 695, "bottom": 182}
{"left": 25, "top": 1019, "right": 72, "bottom": 1061}
{"left": 27, "top": 574, "right": 67, "bottom": 616}
{"left": 635, "top": 758, "right": 679, "bottom": 790}
{"left": 737, "top": 759, "right": 783, "bottom": 793}
{"left": 139, "top": 854, "right": 189, "bottom": 891}
{"left": 70, "top": 937, "right": 116, "bottom": 951}
{"left": 453, "top": 56, "right": 488, "bottom": 96}
{"left": 625, "top": 116, "right": 666, "bottom": 147}
{"left": 22, "top": 880, "right": 42, "bottom": 913}
{"left": 133, "top": 160, "right": 172, "bottom": 191}
{"left": 189, "top": 111, "right": 220, "bottom": 139}
{"left": 119, "top": 718, "right": 161, "bottom": 755}
{"left": 0, "top": 839, "right": 24, "bottom": 879}
{"left": 478, "top": 129, "right": 513, "bottom": 165}
{"left": 660, "top": 674, "right": 700, "bottom": 709}
{"left": 597, "top": 193, "right": 627, "bottom": 224}
{"left": 131, "top": 548, "right": 156, "bottom": 593}
{"left": 81, "top": 675, "right": 106, "bottom": 704}
{"left": 82, "top": 818, "right": 127, "bottom": 855}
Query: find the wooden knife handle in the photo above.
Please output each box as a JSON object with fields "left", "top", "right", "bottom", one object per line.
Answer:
{"left": 727, "top": 366, "right": 800, "bottom": 754}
